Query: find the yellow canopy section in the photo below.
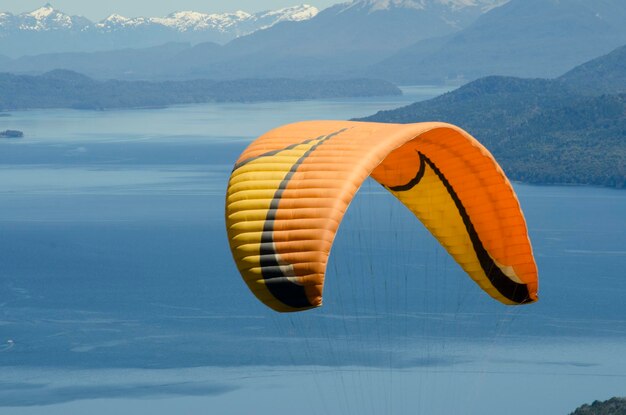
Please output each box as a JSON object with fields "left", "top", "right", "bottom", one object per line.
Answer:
{"left": 225, "top": 121, "right": 538, "bottom": 312}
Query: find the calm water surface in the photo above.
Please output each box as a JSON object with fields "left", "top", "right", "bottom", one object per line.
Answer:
{"left": 0, "top": 87, "right": 625, "bottom": 414}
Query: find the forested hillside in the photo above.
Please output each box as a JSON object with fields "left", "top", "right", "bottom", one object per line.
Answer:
{"left": 0, "top": 70, "right": 401, "bottom": 110}
{"left": 559, "top": 44, "right": 626, "bottom": 95}
{"left": 569, "top": 397, "right": 626, "bottom": 415}
{"left": 359, "top": 45, "right": 626, "bottom": 188}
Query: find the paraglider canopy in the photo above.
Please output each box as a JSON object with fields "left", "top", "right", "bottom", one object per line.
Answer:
{"left": 225, "top": 121, "right": 538, "bottom": 312}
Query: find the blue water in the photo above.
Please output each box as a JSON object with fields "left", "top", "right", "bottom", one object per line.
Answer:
{"left": 1, "top": 88, "right": 625, "bottom": 414}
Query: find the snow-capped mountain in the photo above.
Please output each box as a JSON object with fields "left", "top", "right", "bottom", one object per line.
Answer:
{"left": 344, "top": 0, "right": 507, "bottom": 12}
{"left": 95, "top": 5, "right": 317, "bottom": 34}
{"left": 17, "top": 4, "right": 91, "bottom": 31}
{"left": 0, "top": 3, "right": 318, "bottom": 57}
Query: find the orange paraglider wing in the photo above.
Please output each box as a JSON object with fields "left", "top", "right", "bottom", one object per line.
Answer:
{"left": 225, "top": 121, "right": 538, "bottom": 312}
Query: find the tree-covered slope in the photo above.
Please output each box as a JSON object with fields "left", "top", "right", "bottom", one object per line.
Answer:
{"left": 570, "top": 397, "right": 626, "bottom": 415}
{"left": 559, "top": 44, "right": 626, "bottom": 95}
{"left": 358, "top": 75, "right": 626, "bottom": 188}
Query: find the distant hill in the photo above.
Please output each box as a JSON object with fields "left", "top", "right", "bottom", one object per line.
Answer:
{"left": 0, "top": 4, "right": 318, "bottom": 58}
{"left": 368, "top": 0, "right": 626, "bottom": 84}
{"left": 559, "top": 44, "right": 626, "bottom": 95}
{"left": 569, "top": 397, "right": 626, "bottom": 415}
{"left": 0, "top": 42, "right": 194, "bottom": 81}
{"left": 358, "top": 45, "right": 626, "bottom": 188}
{"left": 0, "top": 70, "right": 401, "bottom": 110}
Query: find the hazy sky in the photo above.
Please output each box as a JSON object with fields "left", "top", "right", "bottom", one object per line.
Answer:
{"left": 1, "top": 1, "right": 342, "bottom": 20}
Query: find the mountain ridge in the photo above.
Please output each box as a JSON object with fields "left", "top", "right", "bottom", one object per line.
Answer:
{"left": 0, "top": 69, "right": 401, "bottom": 110}
{"left": 2, "top": 0, "right": 624, "bottom": 86}
{"left": 367, "top": 0, "right": 626, "bottom": 84}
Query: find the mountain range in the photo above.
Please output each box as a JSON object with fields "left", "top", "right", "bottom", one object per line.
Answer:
{"left": 0, "top": 3, "right": 318, "bottom": 57}
{"left": 2, "top": 0, "right": 625, "bottom": 85}
{"left": 0, "top": 0, "right": 506, "bottom": 79}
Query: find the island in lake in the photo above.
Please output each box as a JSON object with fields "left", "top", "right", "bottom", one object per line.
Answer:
{"left": 0, "top": 129, "right": 23, "bottom": 138}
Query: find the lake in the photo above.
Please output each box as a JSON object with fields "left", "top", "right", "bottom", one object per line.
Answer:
{"left": 1, "top": 87, "right": 625, "bottom": 414}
